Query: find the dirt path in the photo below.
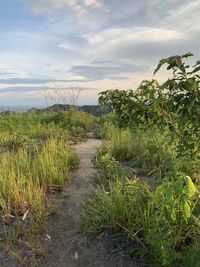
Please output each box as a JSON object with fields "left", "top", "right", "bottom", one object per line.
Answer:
{"left": 39, "top": 135, "right": 143, "bottom": 267}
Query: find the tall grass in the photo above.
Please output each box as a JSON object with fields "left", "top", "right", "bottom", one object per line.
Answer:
{"left": 97, "top": 121, "right": 200, "bottom": 181}
{"left": 33, "top": 138, "right": 79, "bottom": 189}
{"left": 85, "top": 117, "right": 200, "bottom": 265}
{"left": 82, "top": 178, "right": 150, "bottom": 235}
{"left": 99, "top": 125, "right": 134, "bottom": 161}
{"left": 0, "top": 110, "right": 89, "bottom": 261}
{"left": 0, "top": 109, "right": 96, "bottom": 142}
{"left": 0, "top": 138, "right": 79, "bottom": 223}
{"left": 0, "top": 150, "right": 45, "bottom": 221}
{"left": 0, "top": 109, "right": 94, "bottom": 222}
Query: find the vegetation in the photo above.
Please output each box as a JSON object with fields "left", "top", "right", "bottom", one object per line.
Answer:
{"left": 0, "top": 108, "right": 96, "bottom": 263}
{"left": 1, "top": 53, "right": 200, "bottom": 266}
{"left": 27, "top": 103, "right": 111, "bottom": 116}
{"left": 83, "top": 53, "right": 200, "bottom": 266}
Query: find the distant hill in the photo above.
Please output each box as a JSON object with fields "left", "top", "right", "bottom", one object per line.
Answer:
{"left": 28, "top": 104, "right": 111, "bottom": 116}
{"left": 0, "top": 105, "right": 30, "bottom": 113}
{"left": 0, "top": 104, "right": 111, "bottom": 116}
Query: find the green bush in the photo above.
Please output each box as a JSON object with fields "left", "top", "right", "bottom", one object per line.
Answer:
{"left": 145, "top": 175, "right": 200, "bottom": 265}
{"left": 82, "top": 175, "right": 200, "bottom": 266}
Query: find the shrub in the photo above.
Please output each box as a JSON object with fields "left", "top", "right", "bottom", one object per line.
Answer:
{"left": 145, "top": 175, "right": 200, "bottom": 265}
{"left": 82, "top": 175, "right": 200, "bottom": 266}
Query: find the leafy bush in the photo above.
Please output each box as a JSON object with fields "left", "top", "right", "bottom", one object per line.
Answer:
{"left": 83, "top": 53, "right": 200, "bottom": 266}
{"left": 83, "top": 175, "right": 200, "bottom": 266}
{"left": 99, "top": 53, "right": 200, "bottom": 158}
{"left": 146, "top": 175, "right": 200, "bottom": 265}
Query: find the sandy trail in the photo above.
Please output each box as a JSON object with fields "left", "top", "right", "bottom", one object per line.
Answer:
{"left": 39, "top": 135, "right": 142, "bottom": 267}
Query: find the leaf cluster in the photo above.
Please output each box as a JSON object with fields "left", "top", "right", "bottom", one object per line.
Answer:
{"left": 99, "top": 53, "right": 200, "bottom": 157}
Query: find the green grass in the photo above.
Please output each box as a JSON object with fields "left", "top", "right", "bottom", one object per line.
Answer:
{"left": 82, "top": 178, "right": 150, "bottom": 236}
{"left": 0, "top": 109, "right": 96, "bottom": 142}
{"left": 0, "top": 137, "right": 79, "bottom": 221}
{"left": 82, "top": 175, "right": 200, "bottom": 266}
{"left": 97, "top": 125, "right": 134, "bottom": 161}
{"left": 33, "top": 138, "right": 79, "bottom": 189}
{"left": 0, "top": 109, "right": 95, "bottom": 261}
{"left": 97, "top": 122, "right": 200, "bottom": 182}
{"left": 83, "top": 117, "right": 200, "bottom": 266}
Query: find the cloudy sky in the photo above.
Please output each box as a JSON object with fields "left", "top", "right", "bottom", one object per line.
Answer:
{"left": 0, "top": 0, "right": 200, "bottom": 106}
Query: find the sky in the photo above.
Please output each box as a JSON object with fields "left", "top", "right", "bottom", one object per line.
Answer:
{"left": 0, "top": 0, "right": 200, "bottom": 106}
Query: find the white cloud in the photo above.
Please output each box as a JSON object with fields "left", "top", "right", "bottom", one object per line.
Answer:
{"left": 0, "top": 64, "right": 26, "bottom": 79}
{"left": 167, "top": 0, "right": 200, "bottom": 31}
{"left": 23, "top": 0, "right": 105, "bottom": 17}
{"left": 83, "top": 0, "right": 103, "bottom": 8}
{"left": 2, "top": 0, "right": 200, "bottom": 106}
{"left": 88, "top": 27, "right": 183, "bottom": 46}
{"left": 60, "top": 26, "right": 183, "bottom": 63}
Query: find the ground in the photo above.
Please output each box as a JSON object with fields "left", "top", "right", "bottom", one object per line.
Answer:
{"left": 1, "top": 134, "right": 146, "bottom": 267}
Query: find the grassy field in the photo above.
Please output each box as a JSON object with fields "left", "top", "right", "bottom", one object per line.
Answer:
{"left": 0, "top": 103, "right": 200, "bottom": 266}
{"left": 0, "top": 109, "right": 96, "bottom": 262}
{"left": 83, "top": 116, "right": 200, "bottom": 266}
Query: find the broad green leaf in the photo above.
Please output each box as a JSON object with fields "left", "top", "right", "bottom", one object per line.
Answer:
{"left": 153, "top": 59, "right": 167, "bottom": 75}
{"left": 184, "top": 176, "right": 197, "bottom": 197}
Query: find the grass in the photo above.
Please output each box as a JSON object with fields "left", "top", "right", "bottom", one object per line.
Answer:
{"left": 0, "top": 138, "right": 79, "bottom": 221}
{"left": 82, "top": 174, "right": 200, "bottom": 266}
{"left": 97, "top": 122, "right": 200, "bottom": 182}
{"left": 0, "top": 108, "right": 95, "bottom": 262}
{"left": 82, "top": 178, "right": 151, "bottom": 236}
{"left": 32, "top": 138, "right": 79, "bottom": 190}
{"left": 0, "top": 108, "right": 96, "bottom": 142}
{"left": 97, "top": 125, "right": 134, "bottom": 161}
{"left": 83, "top": 117, "right": 200, "bottom": 266}
{"left": 1, "top": 107, "right": 199, "bottom": 265}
